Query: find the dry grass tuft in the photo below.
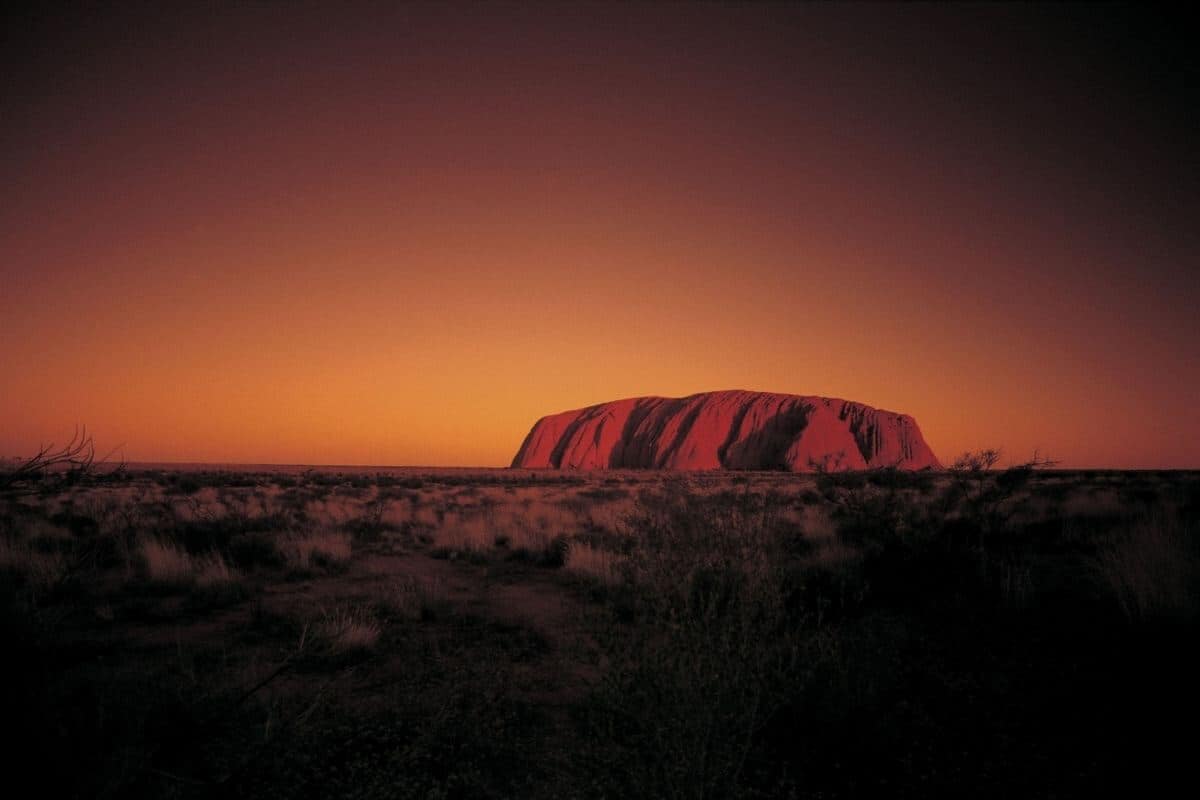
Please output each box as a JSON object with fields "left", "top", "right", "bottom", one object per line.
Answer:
{"left": 139, "top": 538, "right": 242, "bottom": 591}
{"left": 374, "top": 575, "right": 451, "bottom": 621}
{"left": 284, "top": 528, "right": 352, "bottom": 570}
{"left": 505, "top": 525, "right": 555, "bottom": 554}
{"left": 431, "top": 515, "right": 493, "bottom": 555}
{"left": 564, "top": 541, "right": 623, "bottom": 584}
{"left": 315, "top": 604, "right": 382, "bottom": 653}
{"left": 140, "top": 538, "right": 195, "bottom": 584}
{"left": 195, "top": 552, "right": 239, "bottom": 587}
{"left": 1095, "top": 511, "right": 1198, "bottom": 623}
{"left": 0, "top": 537, "right": 68, "bottom": 595}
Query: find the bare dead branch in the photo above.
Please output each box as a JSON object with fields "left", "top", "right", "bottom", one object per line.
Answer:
{"left": 0, "top": 425, "right": 123, "bottom": 492}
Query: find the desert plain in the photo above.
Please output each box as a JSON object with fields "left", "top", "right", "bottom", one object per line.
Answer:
{"left": 2, "top": 461, "right": 1197, "bottom": 798}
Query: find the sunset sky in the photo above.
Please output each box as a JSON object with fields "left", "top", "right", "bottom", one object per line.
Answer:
{"left": 2, "top": 2, "right": 1197, "bottom": 469}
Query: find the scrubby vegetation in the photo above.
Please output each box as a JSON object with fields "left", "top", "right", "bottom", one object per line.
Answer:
{"left": 1, "top": 462, "right": 1197, "bottom": 797}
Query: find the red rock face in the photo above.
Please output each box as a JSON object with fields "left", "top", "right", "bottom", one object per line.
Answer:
{"left": 511, "top": 390, "right": 941, "bottom": 471}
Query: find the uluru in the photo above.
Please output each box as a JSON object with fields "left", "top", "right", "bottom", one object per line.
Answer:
{"left": 511, "top": 390, "right": 941, "bottom": 471}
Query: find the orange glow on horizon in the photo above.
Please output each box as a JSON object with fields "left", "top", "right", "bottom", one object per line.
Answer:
{"left": 2, "top": 4, "right": 1197, "bottom": 469}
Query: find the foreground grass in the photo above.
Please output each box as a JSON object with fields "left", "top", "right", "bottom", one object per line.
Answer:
{"left": 0, "top": 466, "right": 1197, "bottom": 798}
